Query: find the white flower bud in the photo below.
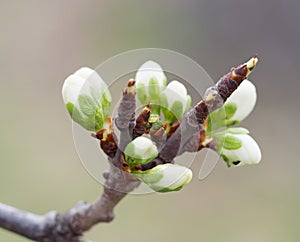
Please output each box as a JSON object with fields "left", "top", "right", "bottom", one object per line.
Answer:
{"left": 62, "top": 67, "right": 111, "bottom": 131}
{"left": 124, "top": 136, "right": 158, "bottom": 167}
{"left": 134, "top": 164, "right": 192, "bottom": 192}
{"left": 215, "top": 128, "right": 262, "bottom": 167}
{"left": 135, "top": 61, "right": 167, "bottom": 107}
{"left": 161, "top": 80, "right": 192, "bottom": 123}
{"left": 206, "top": 80, "right": 257, "bottom": 132}
{"left": 224, "top": 79, "right": 257, "bottom": 123}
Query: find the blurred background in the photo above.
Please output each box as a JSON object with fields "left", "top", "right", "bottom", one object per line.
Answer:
{"left": 0, "top": 0, "right": 299, "bottom": 241}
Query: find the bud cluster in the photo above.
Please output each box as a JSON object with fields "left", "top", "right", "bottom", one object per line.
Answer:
{"left": 62, "top": 57, "right": 261, "bottom": 193}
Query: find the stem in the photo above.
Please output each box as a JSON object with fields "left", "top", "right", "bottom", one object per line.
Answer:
{"left": 0, "top": 57, "right": 258, "bottom": 240}
{"left": 158, "top": 56, "right": 258, "bottom": 162}
{"left": 0, "top": 165, "right": 140, "bottom": 242}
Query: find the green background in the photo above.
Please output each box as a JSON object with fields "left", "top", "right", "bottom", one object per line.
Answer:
{"left": 0, "top": 1, "right": 299, "bottom": 241}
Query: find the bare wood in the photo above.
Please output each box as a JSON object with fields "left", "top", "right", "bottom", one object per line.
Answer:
{"left": 0, "top": 79, "right": 140, "bottom": 242}
{"left": 0, "top": 165, "right": 140, "bottom": 242}
{"left": 0, "top": 57, "right": 258, "bottom": 241}
{"left": 158, "top": 58, "right": 257, "bottom": 162}
{"left": 0, "top": 203, "right": 52, "bottom": 240}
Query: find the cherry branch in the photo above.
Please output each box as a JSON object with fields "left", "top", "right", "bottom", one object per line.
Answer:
{"left": 0, "top": 164, "right": 140, "bottom": 242}
{"left": 0, "top": 79, "right": 140, "bottom": 242}
{"left": 0, "top": 57, "right": 257, "bottom": 241}
{"left": 159, "top": 57, "right": 258, "bottom": 161}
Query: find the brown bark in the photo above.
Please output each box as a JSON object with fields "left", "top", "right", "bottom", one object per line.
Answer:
{"left": 0, "top": 57, "right": 258, "bottom": 241}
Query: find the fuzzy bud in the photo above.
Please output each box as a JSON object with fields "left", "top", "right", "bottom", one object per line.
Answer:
{"left": 134, "top": 163, "right": 192, "bottom": 192}
{"left": 124, "top": 136, "right": 158, "bottom": 167}
{"left": 135, "top": 61, "right": 167, "bottom": 108}
{"left": 62, "top": 67, "right": 111, "bottom": 131}
{"left": 214, "top": 128, "right": 262, "bottom": 167}
{"left": 207, "top": 80, "right": 257, "bottom": 132}
{"left": 161, "top": 80, "right": 192, "bottom": 123}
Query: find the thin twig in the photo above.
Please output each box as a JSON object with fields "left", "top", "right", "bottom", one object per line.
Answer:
{"left": 0, "top": 164, "right": 140, "bottom": 242}
{"left": 0, "top": 57, "right": 258, "bottom": 241}
{"left": 158, "top": 57, "right": 257, "bottom": 162}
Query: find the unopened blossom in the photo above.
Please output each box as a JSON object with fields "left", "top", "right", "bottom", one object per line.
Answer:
{"left": 161, "top": 80, "right": 191, "bottom": 123}
{"left": 62, "top": 67, "right": 111, "bottom": 131}
{"left": 133, "top": 163, "right": 192, "bottom": 192}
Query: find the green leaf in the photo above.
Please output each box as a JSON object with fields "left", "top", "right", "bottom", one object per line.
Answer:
{"left": 78, "top": 95, "right": 97, "bottom": 117}
{"left": 223, "top": 135, "right": 242, "bottom": 150}
{"left": 170, "top": 101, "right": 183, "bottom": 121}
{"left": 133, "top": 171, "right": 163, "bottom": 185}
{"left": 94, "top": 110, "right": 105, "bottom": 131}
{"left": 66, "top": 102, "right": 75, "bottom": 116}
{"left": 148, "top": 77, "right": 160, "bottom": 99}
{"left": 66, "top": 102, "right": 97, "bottom": 131}
{"left": 161, "top": 94, "right": 175, "bottom": 123}
{"left": 101, "top": 93, "right": 111, "bottom": 118}
{"left": 225, "top": 120, "right": 240, "bottom": 127}
{"left": 66, "top": 102, "right": 84, "bottom": 124}
{"left": 224, "top": 103, "right": 237, "bottom": 120}
{"left": 206, "top": 107, "right": 226, "bottom": 133}
{"left": 226, "top": 127, "right": 249, "bottom": 134}
{"left": 137, "top": 83, "right": 147, "bottom": 105}
{"left": 149, "top": 184, "right": 183, "bottom": 193}
{"left": 161, "top": 107, "right": 174, "bottom": 124}
{"left": 124, "top": 142, "right": 157, "bottom": 168}
{"left": 124, "top": 142, "right": 137, "bottom": 167}
{"left": 206, "top": 103, "right": 238, "bottom": 132}
{"left": 220, "top": 154, "right": 231, "bottom": 167}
